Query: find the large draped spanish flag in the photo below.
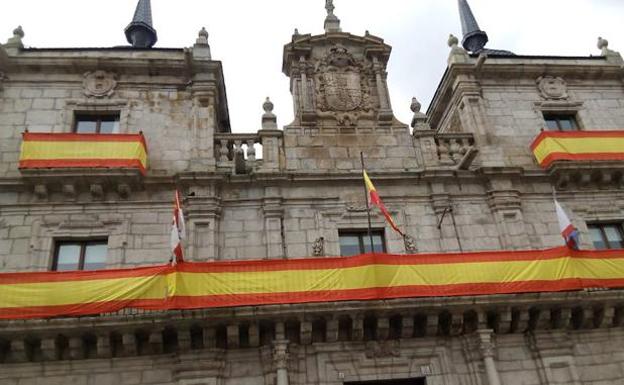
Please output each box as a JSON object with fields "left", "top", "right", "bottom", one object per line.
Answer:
{"left": 531, "top": 130, "right": 624, "bottom": 168}
{"left": 1, "top": 246, "right": 624, "bottom": 320}
{"left": 19, "top": 132, "right": 148, "bottom": 175}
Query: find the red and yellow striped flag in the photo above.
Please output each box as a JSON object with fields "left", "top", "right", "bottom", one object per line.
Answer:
{"left": 531, "top": 130, "right": 624, "bottom": 168}
{"left": 363, "top": 170, "right": 404, "bottom": 236}
{"left": 19, "top": 132, "right": 148, "bottom": 175}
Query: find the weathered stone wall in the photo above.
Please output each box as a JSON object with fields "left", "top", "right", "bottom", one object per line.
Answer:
{"left": 429, "top": 56, "right": 624, "bottom": 169}
{"left": 2, "top": 176, "right": 624, "bottom": 270}
{"left": 283, "top": 128, "right": 419, "bottom": 172}
{"left": 0, "top": 48, "right": 224, "bottom": 179}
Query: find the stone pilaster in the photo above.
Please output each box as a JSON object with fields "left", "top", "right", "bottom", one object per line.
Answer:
{"left": 263, "top": 190, "right": 285, "bottom": 259}
{"left": 186, "top": 192, "right": 221, "bottom": 261}
{"left": 189, "top": 84, "right": 217, "bottom": 172}
{"left": 487, "top": 177, "right": 531, "bottom": 250}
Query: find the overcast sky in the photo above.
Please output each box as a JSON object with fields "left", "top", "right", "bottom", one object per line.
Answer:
{"left": 1, "top": 0, "right": 622, "bottom": 132}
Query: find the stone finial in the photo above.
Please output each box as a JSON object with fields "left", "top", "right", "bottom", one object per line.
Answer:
{"left": 197, "top": 27, "right": 209, "bottom": 44}
{"left": 448, "top": 34, "right": 469, "bottom": 64}
{"left": 261, "top": 97, "right": 277, "bottom": 130}
{"left": 324, "top": 0, "right": 341, "bottom": 33}
{"left": 410, "top": 97, "right": 422, "bottom": 114}
{"left": 597, "top": 36, "right": 609, "bottom": 51}
{"left": 5, "top": 26, "right": 24, "bottom": 49}
{"left": 13, "top": 26, "right": 24, "bottom": 39}
{"left": 410, "top": 97, "right": 430, "bottom": 130}
{"left": 193, "top": 27, "right": 211, "bottom": 59}
{"left": 294, "top": 28, "right": 299, "bottom": 36}
{"left": 597, "top": 36, "right": 623, "bottom": 65}
{"left": 448, "top": 34, "right": 459, "bottom": 48}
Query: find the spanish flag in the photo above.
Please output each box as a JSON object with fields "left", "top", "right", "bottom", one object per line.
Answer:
{"left": 363, "top": 170, "right": 404, "bottom": 236}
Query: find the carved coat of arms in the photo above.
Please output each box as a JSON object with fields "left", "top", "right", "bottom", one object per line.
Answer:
{"left": 83, "top": 70, "right": 117, "bottom": 98}
{"left": 322, "top": 71, "right": 362, "bottom": 111}
{"left": 315, "top": 45, "right": 372, "bottom": 124}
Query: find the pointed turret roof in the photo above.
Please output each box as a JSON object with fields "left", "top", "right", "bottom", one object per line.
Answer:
{"left": 458, "top": 0, "right": 488, "bottom": 53}
{"left": 125, "top": 0, "right": 158, "bottom": 48}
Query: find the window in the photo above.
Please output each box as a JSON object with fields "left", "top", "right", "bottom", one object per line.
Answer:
{"left": 74, "top": 113, "right": 120, "bottom": 134}
{"left": 588, "top": 223, "right": 624, "bottom": 250}
{"left": 543, "top": 114, "right": 578, "bottom": 131}
{"left": 53, "top": 240, "right": 108, "bottom": 271}
{"left": 339, "top": 230, "right": 385, "bottom": 256}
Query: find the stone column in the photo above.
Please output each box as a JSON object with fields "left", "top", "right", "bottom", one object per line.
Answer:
{"left": 273, "top": 339, "right": 290, "bottom": 385}
{"left": 477, "top": 329, "right": 502, "bottom": 385}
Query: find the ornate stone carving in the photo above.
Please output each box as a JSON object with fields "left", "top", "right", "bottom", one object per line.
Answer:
{"left": 364, "top": 340, "right": 400, "bottom": 358}
{"left": 314, "top": 44, "right": 372, "bottom": 125}
{"left": 537, "top": 76, "right": 568, "bottom": 100}
{"left": 346, "top": 203, "right": 368, "bottom": 212}
{"left": 272, "top": 341, "right": 289, "bottom": 370}
{"left": 403, "top": 234, "right": 417, "bottom": 253}
{"left": 312, "top": 237, "right": 325, "bottom": 256}
{"left": 5, "top": 26, "right": 24, "bottom": 48}
{"left": 83, "top": 70, "right": 117, "bottom": 98}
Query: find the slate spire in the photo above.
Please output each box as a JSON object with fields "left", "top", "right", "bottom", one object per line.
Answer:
{"left": 125, "top": 0, "right": 158, "bottom": 48}
{"left": 458, "top": 0, "right": 488, "bottom": 53}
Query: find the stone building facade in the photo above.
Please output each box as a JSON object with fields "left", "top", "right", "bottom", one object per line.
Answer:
{"left": 1, "top": 1, "right": 624, "bottom": 385}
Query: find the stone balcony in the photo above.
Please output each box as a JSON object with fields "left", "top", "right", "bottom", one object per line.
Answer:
{"left": 530, "top": 130, "right": 624, "bottom": 190}
{"left": 17, "top": 132, "right": 149, "bottom": 200}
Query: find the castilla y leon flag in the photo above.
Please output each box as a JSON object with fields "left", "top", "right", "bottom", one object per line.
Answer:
{"left": 555, "top": 199, "right": 580, "bottom": 250}
{"left": 170, "top": 190, "right": 186, "bottom": 264}
{"left": 363, "top": 170, "right": 404, "bottom": 236}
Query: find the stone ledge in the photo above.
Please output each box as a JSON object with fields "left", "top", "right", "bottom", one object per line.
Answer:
{"left": 0, "top": 290, "right": 622, "bottom": 364}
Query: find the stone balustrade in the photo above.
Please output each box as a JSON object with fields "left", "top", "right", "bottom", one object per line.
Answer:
{"left": 413, "top": 131, "right": 477, "bottom": 170}
{"left": 435, "top": 133, "right": 476, "bottom": 167}
{"left": 0, "top": 291, "right": 622, "bottom": 364}
{"left": 214, "top": 130, "right": 283, "bottom": 174}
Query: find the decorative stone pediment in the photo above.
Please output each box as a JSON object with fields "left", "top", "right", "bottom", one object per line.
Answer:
{"left": 537, "top": 76, "right": 568, "bottom": 100}
{"left": 83, "top": 70, "right": 117, "bottom": 98}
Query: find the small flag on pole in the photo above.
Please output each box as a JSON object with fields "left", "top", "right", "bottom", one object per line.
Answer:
{"left": 170, "top": 190, "right": 186, "bottom": 264}
{"left": 363, "top": 170, "right": 405, "bottom": 237}
{"left": 554, "top": 199, "right": 579, "bottom": 250}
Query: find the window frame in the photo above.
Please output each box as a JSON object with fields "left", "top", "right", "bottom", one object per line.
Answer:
{"left": 338, "top": 229, "right": 386, "bottom": 256}
{"left": 587, "top": 222, "right": 624, "bottom": 250}
{"left": 543, "top": 113, "right": 579, "bottom": 132}
{"left": 52, "top": 239, "right": 108, "bottom": 271}
{"left": 73, "top": 112, "right": 121, "bottom": 134}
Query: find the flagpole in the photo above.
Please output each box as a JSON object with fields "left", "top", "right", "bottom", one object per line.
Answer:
{"left": 360, "top": 152, "right": 375, "bottom": 253}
